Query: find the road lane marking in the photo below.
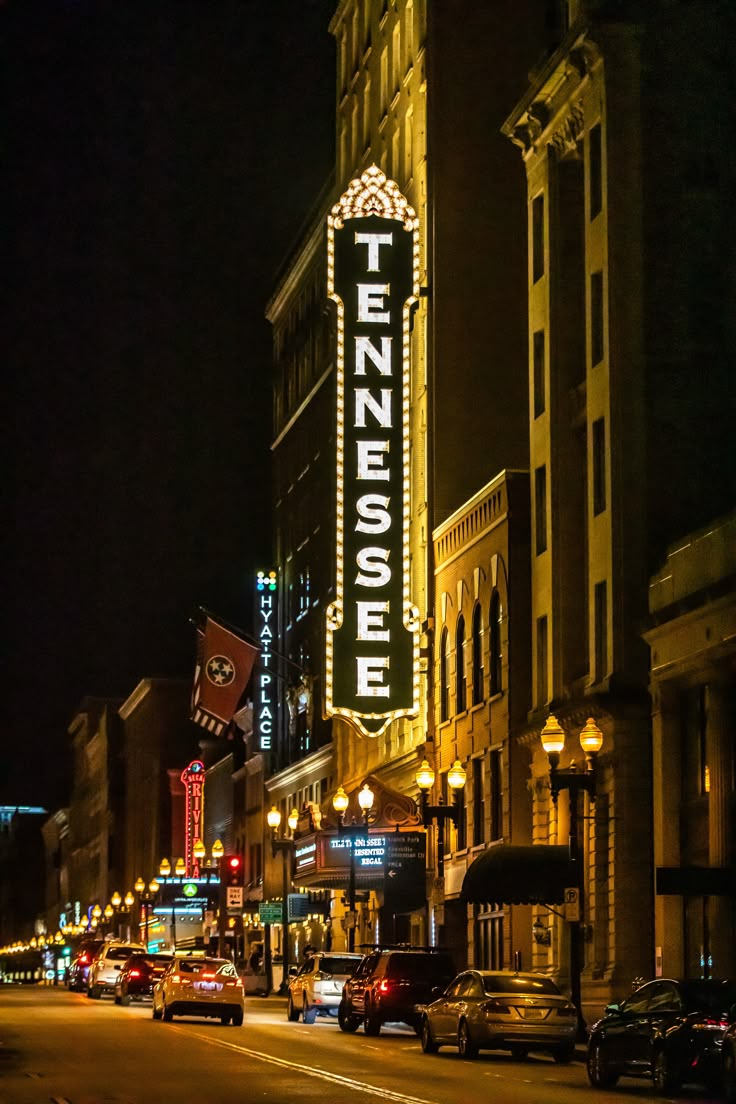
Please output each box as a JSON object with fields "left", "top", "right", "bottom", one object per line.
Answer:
{"left": 179, "top": 1027, "right": 440, "bottom": 1104}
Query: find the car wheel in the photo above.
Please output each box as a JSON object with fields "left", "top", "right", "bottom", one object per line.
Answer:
{"left": 587, "top": 1038, "right": 619, "bottom": 1089}
{"left": 88, "top": 985, "right": 101, "bottom": 1000}
{"left": 553, "top": 1043, "right": 576, "bottom": 1064}
{"left": 119, "top": 991, "right": 130, "bottom": 1007}
{"left": 458, "top": 1019, "right": 478, "bottom": 1060}
{"left": 114, "top": 993, "right": 121, "bottom": 1005}
{"left": 287, "top": 994, "right": 300, "bottom": 1022}
{"left": 338, "top": 1000, "right": 361, "bottom": 1033}
{"left": 231, "top": 1008, "right": 244, "bottom": 1027}
{"left": 152, "top": 1002, "right": 162, "bottom": 1020}
{"left": 364, "top": 999, "right": 382, "bottom": 1037}
{"left": 653, "top": 1047, "right": 681, "bottom": 1096}
{"left": 510, "top": 1044, "right": 528, "bottom": 1061}
{"left": 220, "top": 1013, "right": 231, "bottom": 1025}
{"left": 421, "top": 1017, "right": 439, "bottom": 1054}
{"left": 303, "top": 996, "right": 317, "bottom": 1025}
{"left": 162, "top": 1001, "right": 173, "bottom": 1023}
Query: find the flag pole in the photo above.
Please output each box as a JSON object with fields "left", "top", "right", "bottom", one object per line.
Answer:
{"left": 194, "top": 607, "right": 309, "bottom": 676}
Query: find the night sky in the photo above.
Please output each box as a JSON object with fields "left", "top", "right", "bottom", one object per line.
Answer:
{"left": 5, "top": 1, "right": 336, "bottom": 809}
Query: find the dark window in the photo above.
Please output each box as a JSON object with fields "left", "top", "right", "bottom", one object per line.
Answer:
{"left": 591, "top": 270, "right": 604, "bottom": 365}
{"left": 537, "top": 615, "right": 548, "bottom": 706}
{"left": 455, "top": 615, "right": 466, "bottom": 713}
{"left": 532, "top": 194, "right": 545, "bottom": 282}
{"left": 471, "top": 604, "right": 484, "bottom": 705}
{"left": 589, "top": 123, "right": 602, "bottom": 219}
{"left": 535, "top": 465, "right": 547, "bottom": 555}
{"left": 482, "top": 973, "right": 561, "bottom": 995}
{"left": 592, "top": 417, "right": 606, "bottom": 515}
{"left": 533, "top": 329, "right": 545, "bottom": 418}
{"left": 489, "top": 748, "right": 502, "bottom": 841}
{"left": 439, "top": 627, "right": 450, "bottom": 722}
{"left": 472, "top": 758, "right": 485, "bottom": 846}
{"left": 477, "top": 912, "right": 505, "bottom": 969}
{"left": 594, "top": 580, "right": 608, "bottom": 680}
{"left": 489, "top": 590, "right": 503, "bottom": 695}
{"left": 455, "top": 782, "right": 467, "bottom": 850}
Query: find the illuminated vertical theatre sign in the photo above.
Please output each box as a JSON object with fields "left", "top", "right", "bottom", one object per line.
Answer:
{"left": 256, "top": 570, "right": 277, "bottom": 750}
{"left": 325, "top": 165, "right": 420, "bottom": 737}
{"left": 180, "top": 760, "right": 205, "bottom": 876}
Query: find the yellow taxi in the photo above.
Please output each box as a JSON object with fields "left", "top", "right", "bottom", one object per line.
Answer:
{"left": 152, "top": 956, "right": 244, "bottom": 1026}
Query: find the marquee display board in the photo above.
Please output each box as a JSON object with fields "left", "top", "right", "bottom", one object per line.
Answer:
{"left": 325, "top": 165, "right": 420, "bottom": 737}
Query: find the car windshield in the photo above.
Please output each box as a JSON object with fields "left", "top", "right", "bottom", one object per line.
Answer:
{"left": 386, "top": 954, "right": 455, "bottom": 980}
{"left": 482, "top": 974, "right": 562, "bottom": 995}
{"left": 681, "top": 980, "right": 736, "bottom": 1015}
{"left": 318, "top": 957, "right": 360, "bottom": 976}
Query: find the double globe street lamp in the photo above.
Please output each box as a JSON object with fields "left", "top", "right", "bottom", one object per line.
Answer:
{"left": 331, "top": 782, "right": 375, "bottom": 952}
{"left": 267, "top": 805, "right": 299, "bottom": 992}
{"left": 415, "top": 757, "right": 467, "bottom": 880}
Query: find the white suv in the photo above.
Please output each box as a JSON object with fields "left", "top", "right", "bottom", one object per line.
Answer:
{"left": 87, "top": 942, "right": 145, "bottom": 999}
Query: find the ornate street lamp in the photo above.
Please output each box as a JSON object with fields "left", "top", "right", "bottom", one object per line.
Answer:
{"left": 267, "top": 805, "right": 300, "bottom": 992}
{"left": 415, "top": 756, "right": 467, "bottom": 879}
{"left": 332, "top": 781, "right": 375, "bottom": 952}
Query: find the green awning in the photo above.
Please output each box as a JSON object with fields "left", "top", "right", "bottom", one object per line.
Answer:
{"left": 461, "top": 844, "right": 577, "bottom": 906}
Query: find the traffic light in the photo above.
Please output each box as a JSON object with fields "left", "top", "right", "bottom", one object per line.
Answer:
{"left": 224, "top": 855, "right": 243, "bottom": 888}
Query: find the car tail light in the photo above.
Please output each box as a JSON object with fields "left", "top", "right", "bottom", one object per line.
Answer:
{"left": 129, "top": 970, "right": 141, "bottom": 978}
{"left": 378, "top": 980, "right": 391, "bottom": 993}
{"left": 171, "top": 974, "right": 191, "bottom": 986}
{"left": 557, "top": 1002, "right": 577, "bottom": 1017}
{"left": 202, "top": 972, "right": 216, "bottom": 979}
{"left": 480, "top": 999, "right": 510, "bottom": 1014}
{"left": 225, "top": 980, "right": 242, "bottom": 988}
{"left": 80, "top": 954, "right": 89, "bottom": 964}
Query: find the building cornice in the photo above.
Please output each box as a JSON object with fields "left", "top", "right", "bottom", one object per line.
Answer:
{"left": 266, "top": 744, "right": 334, "bottom": 796}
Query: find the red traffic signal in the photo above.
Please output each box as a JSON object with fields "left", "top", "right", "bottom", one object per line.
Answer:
{"left": 224, "top": 855, "right": 243, "bottom": 888}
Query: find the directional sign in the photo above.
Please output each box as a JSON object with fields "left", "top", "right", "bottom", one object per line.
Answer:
{"left": 226, "top": 886, "right": 243, "bottom": 910}
{"left": 259, "top": 901, "right": 283, "bottom": 925}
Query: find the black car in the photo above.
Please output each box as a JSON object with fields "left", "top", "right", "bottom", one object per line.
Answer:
{"left": 66, "top": 941, "right": 103, "bottom": 992}
{"left": 114, "top": 953, "right": 174, "bottom": 1005}
{"left": 722, "top": 1019, "right": 736, "bottom": 1104}
{"left": 338, "top": 946, "right": 456, "bottom": 1036}
{"left": 587, "top": 977, "right": 736, "bottom": 1095}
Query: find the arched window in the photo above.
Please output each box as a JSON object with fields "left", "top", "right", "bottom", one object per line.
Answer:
{"left": 456, "top": 614, "right": 466, "bottom": 714}
{"left": 439, "top": 627, "right": 450, "bottom": 723}
{"left": 472, "top": 603, "right": 484, "bottom": 705}
{"left": 490, "top": 590, "right": 503, "bottom": 695}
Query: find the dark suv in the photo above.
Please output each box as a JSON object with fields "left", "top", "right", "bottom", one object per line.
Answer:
{"left": 338, "top": 946, "right": 456, "bottom": 1036}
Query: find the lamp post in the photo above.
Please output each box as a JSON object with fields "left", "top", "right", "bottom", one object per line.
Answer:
{"left": 540, "top": 714, "right": 603, "bottom": 1042}
{"left": 134, "top": 877, "right": 160, "bottom": 949}
{"left": 123, "top": 891, "right": 135, "bottom": 941}
{"left": 415, "top": 757, "right": 467, "bottom": 881}
{"left": 267, "top": 806, "right": 299, "bottom": 993}
{"left": 191, "top": 838, "right": 224, "bottom": 954}
{"left": 332, "top": 782, "right": 375, "bottom": 952}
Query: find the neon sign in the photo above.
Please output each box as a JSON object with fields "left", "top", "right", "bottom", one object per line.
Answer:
{"left": 325, "top": 165, "right": 420, "bottom": 737}
{"left": 180, "top": 760, "right": 205, "bottom": 876}
{"left": 255, "top": 570, "right": 277, "bottom": 749}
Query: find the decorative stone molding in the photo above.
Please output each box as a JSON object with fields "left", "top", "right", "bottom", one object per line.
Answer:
{"left": 550, "top": 102, "right": 585, "bottom": 161}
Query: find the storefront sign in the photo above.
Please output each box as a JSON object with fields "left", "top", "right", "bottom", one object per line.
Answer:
{"left": 293, "top": 831, "right": 426, "bottom": 884}
{"left": 325, "top": 165, "right": 420, "bottom": 737}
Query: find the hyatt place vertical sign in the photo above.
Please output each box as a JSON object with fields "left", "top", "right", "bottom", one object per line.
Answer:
{"left": 325, "top": 166, "right": 420, "bottom": 738}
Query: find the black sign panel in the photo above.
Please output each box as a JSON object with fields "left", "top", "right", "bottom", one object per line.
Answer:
{"left": 325, "top": 168, "right": 420, "bottom": 737}
{"left": 384, "top": 832, "right": 426, "bottom": 915}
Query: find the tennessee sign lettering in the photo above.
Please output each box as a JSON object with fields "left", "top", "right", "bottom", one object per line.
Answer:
{"left": 325, "top": 166, "right": 420, "bottom": 737}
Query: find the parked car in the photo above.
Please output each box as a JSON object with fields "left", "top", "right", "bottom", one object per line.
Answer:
{"left": 66, "top": 941, "right": 103, "bottom": 992}
{"left": 152, "top": 956, "right": 244, "bottom": 1025}
{"left": 722, "top": 1019, "right": 736, "bottom": 1104}
{"left": 338, "top": 946, "right": 455, "bottom": 1036}
{"left": 586, "top": 977, "right": 736, "bottom": 1095}
{"left": 114, "top": 952, "right": 174, "bottom": 1005}
{"left": 287, "top": 951, "right": 362, "bottom": 1023}
{"left": 87, "top": 941, "right": 146, "bottom": 999}
{"left": 420, "top": 969, "right": 577, "bottom": 1061}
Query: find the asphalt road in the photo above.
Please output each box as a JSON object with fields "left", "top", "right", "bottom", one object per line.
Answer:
{"left": 0, "top": 985, "right": 718, "bottom": 1104}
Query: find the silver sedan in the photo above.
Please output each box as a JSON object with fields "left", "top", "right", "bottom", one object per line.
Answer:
{"left": 420, "top": 969, "right": 577, "bottom": 1061}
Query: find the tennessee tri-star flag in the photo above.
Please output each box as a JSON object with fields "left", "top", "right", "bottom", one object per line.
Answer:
{"left": 191, "top": 616, "right": 259, "bottom": 736}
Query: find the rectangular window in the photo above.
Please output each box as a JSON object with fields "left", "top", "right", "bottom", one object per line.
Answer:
{"left": 535, "top": 465, "right": 547, "bottom": 555}
{"left": 594, "top": 580, "right": 608, "bottom": 681}
{"left": 533, "top": 329, "right": 545, "bottom": 418}
{"left": 532, "top": 194, "right": 545, "bottom": 282}
{"left": 592, "top": 417, "right": 606, "bottom": 515}
{"left": 591, "top": 270, "right": 604, "bottom": 365}
{"left": 362, "top": 77, "right": 371, "bottom": 151}
{"left": 537, "top": 615, "right": 548, "bottom": 706}
{"left": 404, "top": 110, "right": 413, "bottom": 182}
{"left": 472, "top": 758, "right": 485, "bottom": 847}
{"left": 489, "top": 749, "right": 502, "bottom": 841}
{"left": 589, "top": 123, "right": 602, "bottom": 218}
{"left": 392, "top": 20, "right": 401, "bottom": 90}
{"left": 380, "top": 47, "right": 388, "bottom": 112}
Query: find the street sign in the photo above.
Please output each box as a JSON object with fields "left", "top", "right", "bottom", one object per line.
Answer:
{"left": 226, "top": 886, "right": 243, "bottom": 910}
{"left": 259, "top": 901, "right": 283, "bottom": 924}
{"left": 564, "top": 887, "right": 580, "bottom": 922}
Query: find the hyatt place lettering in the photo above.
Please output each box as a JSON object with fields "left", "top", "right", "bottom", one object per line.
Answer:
{"left": 325, "top": 167, "right": 419, "bottom": 737}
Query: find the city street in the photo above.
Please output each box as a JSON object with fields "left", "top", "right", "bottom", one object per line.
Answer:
{"left": 0, "top": 985, "right": 721, "bottom": 1104}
